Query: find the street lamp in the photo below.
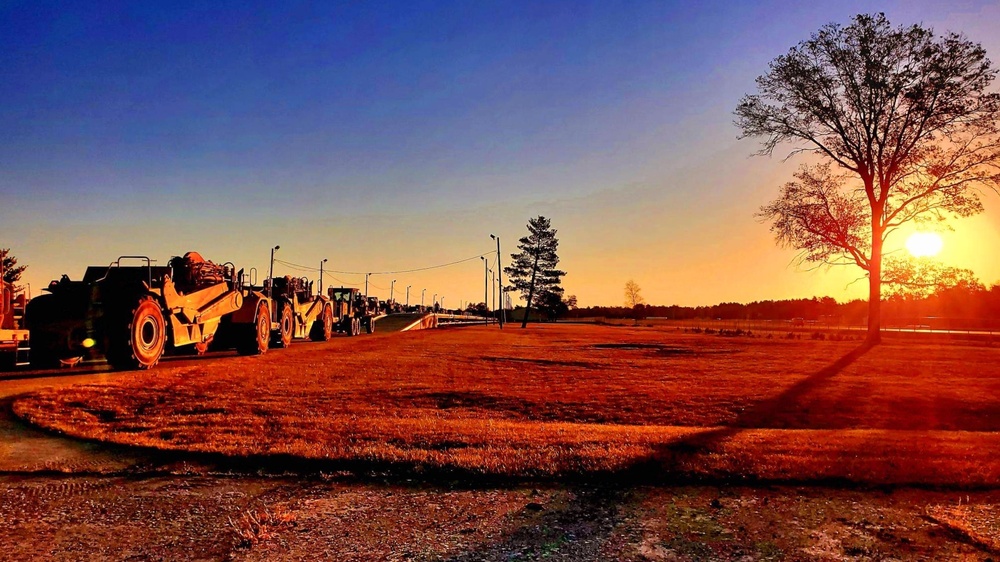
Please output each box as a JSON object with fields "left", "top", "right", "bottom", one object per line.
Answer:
{"left": 433, "top": 293, "right": 437, "bottom": 312}
{"left": 365, "top": 273, "right": 371, "bottom": 298}
{"left": 319, "top": 258, "right": 327, "bottom": 296}
{"left": 441, "top": 296, "right": 445, "bottom": 312}
{"left": 268, "top": 245, "right": 280, "bottom": 299}
{"left": 390, "top": 279, "right": 396, "bottom": 304}
{"left": 491, "top": 234, "right": 504, "bottom": 328}
{"left": 481, "top": 256, "right": 489, "bottom": 325}
{"left": 421, "top": 288, "right": 426, "bottom": 310}
{"left": 406, "top": 285, "right": 411, "bottom": 308}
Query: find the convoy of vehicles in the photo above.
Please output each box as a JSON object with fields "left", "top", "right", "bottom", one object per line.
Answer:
{"left": 16, "top": 250, "right": 393, "bottom": 371}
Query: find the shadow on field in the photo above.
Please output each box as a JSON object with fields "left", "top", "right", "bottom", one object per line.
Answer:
{"left": 445, "top": 486, "right": 631, "bottom": 562}
{"left": 636, "top": 344, "right": 872, "bottom": 479}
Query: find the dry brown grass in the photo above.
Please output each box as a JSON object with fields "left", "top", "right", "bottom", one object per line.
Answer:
{"left": 229, "top": 504, "right": 296, "bottom": 549}
{"left": 13, "top": 325, "right": 1000, "bottom": 484}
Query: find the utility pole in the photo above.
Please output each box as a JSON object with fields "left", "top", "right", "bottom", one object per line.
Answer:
{"left": 268, "top": 245, "right": 280, "bottom": 300}
{"left": 491, "top": 234, "right": 504, "bottom": 328}
{"left": 319, "top": 258, "right": 327, "bottom": 296}
{"left": 365, "top": 273, "right": 371, "bottom": 298}
{"left": 481, "top": 256, "right": 489, "bottom": 325}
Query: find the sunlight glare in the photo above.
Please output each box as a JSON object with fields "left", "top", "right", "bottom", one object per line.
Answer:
{"left": 905, "top": 232, "right": 944, "bottom": 258}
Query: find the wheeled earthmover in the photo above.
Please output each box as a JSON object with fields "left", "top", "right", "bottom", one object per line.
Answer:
{"left": 267, "top": 275, "right": 335, "bottom": 346}
{"left": 327, "top": 287, "right": 377, "bottom": 336}
{"left": 24, "top": 252, "right": 269, "bottom": 369}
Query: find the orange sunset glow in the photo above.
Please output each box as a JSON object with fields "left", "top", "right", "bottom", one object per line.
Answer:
{"left": 2, "top": 3, "right": 1000, "bottom": 560}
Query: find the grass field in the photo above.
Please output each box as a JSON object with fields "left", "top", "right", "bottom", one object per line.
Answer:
{"left": 13, "top": 324, "right": 1000, "bottom": 485}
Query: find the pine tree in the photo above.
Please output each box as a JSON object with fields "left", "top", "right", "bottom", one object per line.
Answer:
{"left": 0, "top": 248, "right": 27, "bottom": 291}
{"left": 504, "top": 216, "right": 566, "bottom": 328}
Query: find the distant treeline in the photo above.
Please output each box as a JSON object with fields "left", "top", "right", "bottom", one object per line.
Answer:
{"left": 566, "top": 283, "right": 1000, "bottom": 324}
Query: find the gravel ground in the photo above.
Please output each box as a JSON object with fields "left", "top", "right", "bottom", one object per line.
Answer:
{"left": 2, "top": 474, "right": 998, "bottom": 561}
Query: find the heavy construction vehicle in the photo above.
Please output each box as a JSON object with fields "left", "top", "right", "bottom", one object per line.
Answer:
{"left": 328, "top": 287, "right": 378, "bottom": 335}
{"left": 267, "top": 275, "right": 334, "bottom": 345}
{"left": 0, "top": 279, "right": 29, "bottom": 369}
{"left": 24, "top": 252, "right": 267, "bottom": 370}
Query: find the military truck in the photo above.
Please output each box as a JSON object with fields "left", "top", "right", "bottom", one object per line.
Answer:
{"left": 24, "top": 252, "right": 266, "bottom": 369}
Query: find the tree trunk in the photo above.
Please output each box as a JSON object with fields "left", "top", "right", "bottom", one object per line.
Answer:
{"left": 521, "top": 255, "right": 539, "bottom": 329}
{"left": 865, "top": 231, "right": 883, "bottom": 347}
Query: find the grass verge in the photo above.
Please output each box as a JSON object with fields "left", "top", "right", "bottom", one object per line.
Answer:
{"left": 13, "top": 325, "right": 1000, "bottom": 485}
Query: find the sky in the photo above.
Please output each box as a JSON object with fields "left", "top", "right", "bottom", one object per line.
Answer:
{"left": 2, "top": 0, "right": 999, "bottom": 308}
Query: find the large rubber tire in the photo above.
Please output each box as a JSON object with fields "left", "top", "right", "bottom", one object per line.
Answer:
{"left": 107, "top": 297, "right": 166, "bottom": 370}
{"left": 347, "top": 317, "right": 358, "bottom": 337}
{"left": 310, "top": 305, "right": 334, "bottom": 342}
{"left": 273, "top": 301, "right": 293, "bottom": 348}
{"left": 365, "top": 317, "right": 375, "bottom": 334}
{"left": 24, "top": 295, "right": 62, "bottom": 369}
{"left": 27, "top": 330, "right": 59, "bottom": 369}
{"left": 237, "top": 303, "right": 270, "bottom": 355}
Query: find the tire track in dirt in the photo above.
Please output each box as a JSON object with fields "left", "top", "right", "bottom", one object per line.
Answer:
{"left": 11, "top": 478, "right": 121, "bottom": 500}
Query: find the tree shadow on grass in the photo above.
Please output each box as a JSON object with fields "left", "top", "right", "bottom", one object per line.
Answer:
{"left": 443, "top": 345, "right": 874, "bottom": 560}
{"left": 628, "top": 343, "right": 873, "bottom": 482}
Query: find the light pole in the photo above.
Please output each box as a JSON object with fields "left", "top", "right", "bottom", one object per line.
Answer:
{"left": 268, "top": 245, "right": 280, "bottom": 299}
{"left": 365, "top": 273, "right": 371, "bottom": 298}
{"left": 421, "top": 288, "right": 426, "bottom": 311}
{"left": 491, "top": 234, "right": 504, "bottom": 328}
{"left": 481, "top": 256, "right": 489, "bottom": 325}
{"left": 406, "top": 285, "right": 411, "bottom": 308}
{"left": 491, "top": 267, "right": 496, "bottom": 315}
{"left": 433, "top": 293, "right": 437, "bottom": 312}
{"left": 319, "top": 258, "right": 327, "bottom": 296}
{"left": 390, "top": 279, "right": 396, "bottom": 304}
{"left": 441, "top": 296, "right": 445, "bottom": 312}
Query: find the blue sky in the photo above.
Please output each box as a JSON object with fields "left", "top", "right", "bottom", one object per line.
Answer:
{"left": 3, "top": 1, "right": 999, "bottom": 306}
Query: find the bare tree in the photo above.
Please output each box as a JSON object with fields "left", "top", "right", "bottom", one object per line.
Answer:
{"left": 737, "top": 13, "right": 1000, "bottom": 346}
{"left": 624, "top": 280, "right": 645, "bottom": 308}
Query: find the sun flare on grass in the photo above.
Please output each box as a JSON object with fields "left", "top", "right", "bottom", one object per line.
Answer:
{"left": 906, "top": 232, "right": 943, "bottom": 258}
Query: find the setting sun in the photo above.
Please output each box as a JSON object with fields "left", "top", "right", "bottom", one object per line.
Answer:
{"left": 906, "top": 232, "right": 944, "bottom": 258}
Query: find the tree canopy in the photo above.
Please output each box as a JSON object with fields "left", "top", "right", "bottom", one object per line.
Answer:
{"left": 736, "top": 13, "right": 1000, "bottom": 346}
{"left": 504, "top": 216, "right": 566, "bottom": 328}
{"left": 1, "top": 248, "right": 27, "bottom": 290}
